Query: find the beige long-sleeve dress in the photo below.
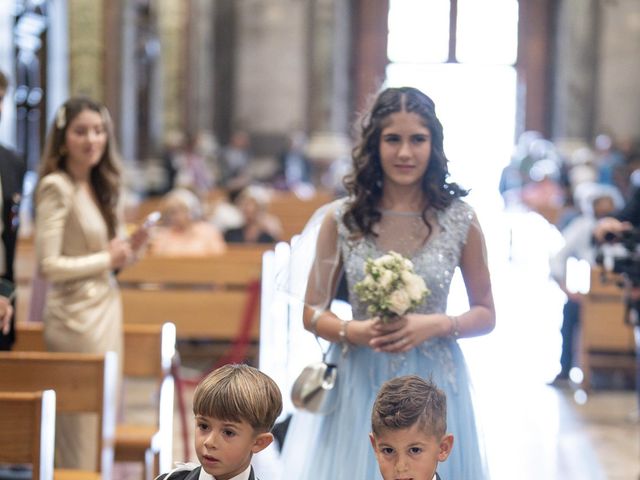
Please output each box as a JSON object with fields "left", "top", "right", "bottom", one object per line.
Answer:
{"left": 35, "top": 171, "right": 122, "bottom": 471}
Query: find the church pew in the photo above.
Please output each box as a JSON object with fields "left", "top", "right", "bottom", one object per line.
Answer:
{"left": 13, "top": 322, "right": 177, "bottom": 480}
{"left": 0, "top": 351, "right": 118, "bottom": 480}
{"left": 117, "top": 246, "right": 265, "bottom": 341}
{"left": 265, "top": 190, "right": 334, "bottom": 240}
{"left": 579, "top": 268, "right": 636, "bottom": 390}
{"left": 0, "top": 390, "right": 56, "bottom": 480}
{"left": 114, "top": 323, "right": 176, "bottom": 480}
{"left": 129, "top": 189, "right": 334, "bottom": 242}
{"left": 14, "top": 236, "right": 35, "bottom": 324}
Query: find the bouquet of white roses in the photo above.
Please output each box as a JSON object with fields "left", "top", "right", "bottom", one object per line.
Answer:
{"left": 353, "top": 251, "right": 429, "bottom": 323}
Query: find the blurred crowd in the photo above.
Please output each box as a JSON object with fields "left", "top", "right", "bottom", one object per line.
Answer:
{"left": 499, "top": 130, "right": 639, "bottom": 231}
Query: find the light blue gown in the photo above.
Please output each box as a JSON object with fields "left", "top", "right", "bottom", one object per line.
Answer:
{"left": 280, "top": 198, "right": 488, "bottom": 480}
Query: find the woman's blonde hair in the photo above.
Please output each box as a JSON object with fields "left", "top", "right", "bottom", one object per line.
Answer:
{"left": 38, "top": 96, "right": 122, "bottom": 238}
{"left": 193, "top": 364, "right": 282, "bottom": 433}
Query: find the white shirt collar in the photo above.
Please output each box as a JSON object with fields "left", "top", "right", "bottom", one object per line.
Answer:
{"left": 199, "top": 464, "right": 252, "bottom": 480}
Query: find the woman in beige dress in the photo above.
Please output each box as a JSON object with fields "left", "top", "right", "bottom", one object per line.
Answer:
{"left": 34, "top": 96, "right": 145, "bottom": 470}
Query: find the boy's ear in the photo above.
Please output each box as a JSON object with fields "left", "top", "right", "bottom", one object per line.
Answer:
{"left": 369, "top": 432, "right": 378, "bottom": 452}
{"left": 251, "top": 432, "right": 274, "bottom": 454}
{"left": 438, "top": 433, "right": 454, "bottom": 462}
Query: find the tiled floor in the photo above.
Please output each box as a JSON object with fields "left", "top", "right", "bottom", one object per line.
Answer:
{"left": 117, "top": 207, "right": 640, "bottom": 479}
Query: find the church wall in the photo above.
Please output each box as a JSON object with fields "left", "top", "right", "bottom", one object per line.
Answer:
{"left": 597, "top": 0, "right": 640, "bottom": 141}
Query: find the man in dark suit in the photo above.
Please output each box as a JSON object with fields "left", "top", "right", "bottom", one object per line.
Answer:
{"left": 0, "top": 69, "right": 26, "bottom": 350}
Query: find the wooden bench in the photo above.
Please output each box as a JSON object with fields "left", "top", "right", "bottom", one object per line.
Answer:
{"left": 0, "top": 390, "right": 56, "bottom": 480}
{"left": 128, "top": 189, "right": 334, "bottom": 242}
{"left": 266, "top": 190, "right": 334, "bottom": 241}
{"left": 13, "top": 322, "right": 177, "bottom": 480}
{"left": 15, "top": 236, "right": 36, "bottom": 324}
{"left": 115, "top": 323, "right": 176, "bottom": 480}
{"left": 580, "top": 268, "right": 636, "bottom": 390}
{"left": 117, "top": 246, "right": 265, "bottom": 341}
{"left": 0, "top": 351, "right": 118, "bottom": 480}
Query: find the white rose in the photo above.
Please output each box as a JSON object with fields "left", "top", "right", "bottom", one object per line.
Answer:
{"left": 363, "top": 274, "right": 376, "bottom": 288}
{"left": 388, "top": 289, "right": 412, "bottom": 315}
{"left": 375, "top": 254, "right": 394, "bottom": 268}
{"left": 402, "top": 271, "right": 427, "bottom": 302}
{"left": 379, "top": 269, "right": 394, "bottom": 289}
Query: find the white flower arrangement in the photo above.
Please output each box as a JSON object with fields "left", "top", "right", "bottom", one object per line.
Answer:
{"left": 354, "top": 251, "right": 430, "bottom": 323}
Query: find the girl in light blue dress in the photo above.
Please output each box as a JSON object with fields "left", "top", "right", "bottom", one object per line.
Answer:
{"left": 280, "top": 87, "right": 495, "bottom": 480}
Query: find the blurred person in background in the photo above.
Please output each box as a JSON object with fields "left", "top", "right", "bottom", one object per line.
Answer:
{"left": 549, "top": 184, "right": 623, "bottom": 386}
{"left": 150, "top": 187, "right": 226, "bottom": 256}
{"left": 223, "top": 185, "right": 282, "bottom": 244}
{"left": 0, "top": 69, "right": 26, "bottom": 350}
{"left": 35, "top": 96, "right": 149, "bottom": 469}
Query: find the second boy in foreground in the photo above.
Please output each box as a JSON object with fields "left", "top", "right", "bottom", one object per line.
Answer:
{"left": 370, "top": 375, "right": 453, "bottom": 480}
{"left": 156, "top": 364, "right": 282, "bottom": 480}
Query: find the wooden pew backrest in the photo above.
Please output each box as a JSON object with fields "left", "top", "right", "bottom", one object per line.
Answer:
{"left": 0, "top": 390, "right": 56, "bottom": 480}
{"left": 0, "top": 351, "right": 117, "bottom": 478}
{"left": 118, "top": 247, "right": 265, "bottom": 340}
{"left": 13, "top": 322, "right": 177, "bottom": 476}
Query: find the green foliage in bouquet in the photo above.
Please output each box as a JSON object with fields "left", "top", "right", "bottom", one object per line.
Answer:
{"left": 353, "top": 251, "right": 430, "bottom": 323}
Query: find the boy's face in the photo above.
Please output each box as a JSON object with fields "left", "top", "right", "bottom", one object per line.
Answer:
{"left": 194, "top": 414, "right": 273, "bottom": 480}
{"left": 369, "top": 424, "right": 453, "bottom": 480}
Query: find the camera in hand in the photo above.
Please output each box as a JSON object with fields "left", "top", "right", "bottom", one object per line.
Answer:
{"left": 596, "top": 228, "right": 640, "bottom": 325}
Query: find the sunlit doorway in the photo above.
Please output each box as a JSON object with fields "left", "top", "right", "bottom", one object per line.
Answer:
{"left": 384, "top": 0, "right": 518, "bottom": 215}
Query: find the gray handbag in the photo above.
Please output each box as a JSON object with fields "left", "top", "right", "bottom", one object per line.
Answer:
{"left": 290, "top": 348, "right": 339, "bottom": 414}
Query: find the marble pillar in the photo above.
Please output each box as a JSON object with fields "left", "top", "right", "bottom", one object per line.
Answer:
{"left": 306, "top": 0, "right": 353, "bottom": 189}
{"left": 158, "top": 0, "right": 188, "bottom": 135}
{"left": 68, "top": 0, "right": 105, "bottom": 100}
{"left": 187, "top": 0, "right": 216, "bottom": 136}
{"left": 551, "top": 0, "right": 599, "bottom": 143}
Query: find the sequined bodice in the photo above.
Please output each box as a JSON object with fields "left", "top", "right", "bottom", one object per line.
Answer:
{"left": 336, "top": 198, "right": 474, "bottom": 319}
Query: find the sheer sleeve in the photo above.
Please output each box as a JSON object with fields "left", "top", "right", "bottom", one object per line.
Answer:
{"left": 303, "top": 204, "right": 343, "bottom": 312}
{"left": 35, "top": 174, "right": 111, "bottom": 282}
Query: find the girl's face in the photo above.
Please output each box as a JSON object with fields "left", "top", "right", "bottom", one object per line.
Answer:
{"left": 64, "top": 109, "right": 107, "bottom": 173}
{"left": 378, "top": 111, "right": 432, "bottom": 189}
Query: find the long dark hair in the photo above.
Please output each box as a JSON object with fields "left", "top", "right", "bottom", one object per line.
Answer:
{"left": 343, "top": 86, "right": 467, "bottom": 237}
{"left": 38, "top": 96, "right": 122, "bottom": 239}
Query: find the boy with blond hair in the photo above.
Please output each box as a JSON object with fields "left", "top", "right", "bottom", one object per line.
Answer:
{"left": 157, "top": 364, "right": 282, "bottom": 480}
{"left": 370, "top": 375, "right": 454, "bottom": 480}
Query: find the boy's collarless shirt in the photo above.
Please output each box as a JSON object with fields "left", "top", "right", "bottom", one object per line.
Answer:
{"left": 199, "top": 464, "right": 252, "bottom": 480}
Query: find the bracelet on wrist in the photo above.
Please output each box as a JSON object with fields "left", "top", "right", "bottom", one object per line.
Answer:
{"left": 339, "top": 319, "right": 351, "bottom": 354}
{"left": 448, "top": 315, "right": 461, "bottom": 339}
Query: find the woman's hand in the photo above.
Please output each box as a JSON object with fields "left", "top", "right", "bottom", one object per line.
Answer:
{"left": 369, "top": 313, "right": 447, "bottom": 353}
{"left": 0, "top": 296, "right": 13, "bottom": 335}
{"left": 345, "top": 316, "right": 406, "bottom": 347}
{"left": 129, "top": 226, "right": 151, "bottom": 253}
{"left": 108, "top": 238, "right": 132, "bottom": 270}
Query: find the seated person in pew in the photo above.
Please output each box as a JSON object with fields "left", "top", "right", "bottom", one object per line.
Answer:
{"left": 156, "top": 363, "right": 282, "bottom": 480}
{"left": 370, "top": 375, "right": 453, "bottom": 480}
{"left": 223, "top": 185, "right": 282, "bottom": 244}
{"left": 150, "top": 187, "right": 227, "bottom": 256}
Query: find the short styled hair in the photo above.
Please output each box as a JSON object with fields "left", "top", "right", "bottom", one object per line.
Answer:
{"left": 371, "top": 375, "right": 447, "bottom": 438}
{"left": 0, "top": 70, "right": 8, "bottom": 91}
{"left": 193, "top": 364, "right": 283, "bottom": 433}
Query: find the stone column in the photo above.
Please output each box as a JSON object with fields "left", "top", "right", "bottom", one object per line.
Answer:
{"left": 187, "top": 0, "right": 216, "bottom": 136}
{"left": 306, "top": 0, "right": 353, "bottom": 190}
{"left": 68, "top": 0, "right": 105, "bottom": 100}
{"left": 157, "top": 0, "right": 188, "bottom": 136}
{"left": 551, "top": 0, "right": 599, "bottom": 143}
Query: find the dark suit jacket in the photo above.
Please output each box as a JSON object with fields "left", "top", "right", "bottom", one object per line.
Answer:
{"left": 156, "top": 465, "right": 257, "bottom": 480}
{"left": 0, "top": 144, "right": 26, "bottom": 350}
